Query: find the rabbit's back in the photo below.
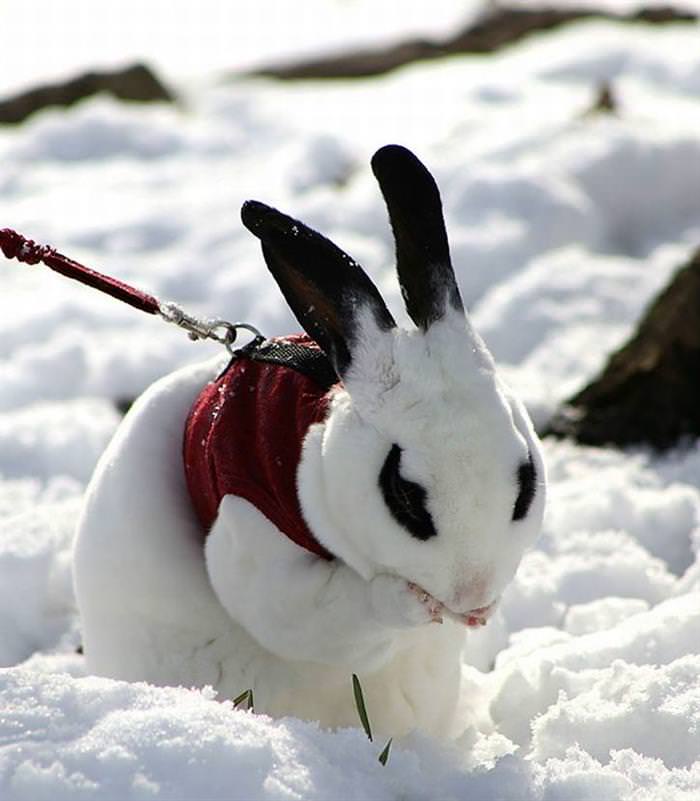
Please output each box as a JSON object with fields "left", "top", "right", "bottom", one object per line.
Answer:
{"left": 73, "top": 355, "right": 242, "bottom": 686}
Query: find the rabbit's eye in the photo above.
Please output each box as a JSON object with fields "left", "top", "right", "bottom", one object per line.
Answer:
{"left": 379, "top": 444, "right": 437, "bottom": 540}
{"left": 512, "top": 454, "right": 537, "bottom": 521}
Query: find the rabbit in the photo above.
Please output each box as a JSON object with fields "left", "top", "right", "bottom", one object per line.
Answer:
{"left": 73, "top": 144, "right": 545, "bottom": 739}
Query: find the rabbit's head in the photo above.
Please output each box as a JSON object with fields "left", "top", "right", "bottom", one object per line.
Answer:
{"left": 241, "top": 145, "right": 545, "bottom": 622}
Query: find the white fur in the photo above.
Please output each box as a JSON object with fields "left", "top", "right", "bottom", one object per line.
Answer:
{"left": 74, "top": 303, "right": 544, "bottom": 738}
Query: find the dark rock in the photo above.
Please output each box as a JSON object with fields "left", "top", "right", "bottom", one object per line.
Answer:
{"left": 593, "top": 82, "right": 617, "bottom": 114}
{"left": 0, "top": 63, "right": 174, "bottom": 125}
{"left": 632, "top": 5, "right": 696, "bottom": 22}
{"left": 246, "top": 5, "right": 696, "bottom": 81}
{"left": 547, "top": 248, "right": 700, "bottom": 450}
{"left": 251, "top": 39, "right": 443, "bottom": 81}
{"left": 582, "top": 81, "right": 618, "bottom": 117}
{"left": 115, "top": 397, "right": 136, "bottom": 416}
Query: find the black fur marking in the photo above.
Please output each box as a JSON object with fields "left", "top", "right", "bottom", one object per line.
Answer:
{"left": 241, "top": 200, "right": 395, "bottom": 376}
{"left": 513, "top": 453, "right": 537, "bottom": 521}
{"left": 371, "top": 144, "right": 464, "bottom": 330}
{"left": 379, "top": 444, "right": 437, "bottom": 541}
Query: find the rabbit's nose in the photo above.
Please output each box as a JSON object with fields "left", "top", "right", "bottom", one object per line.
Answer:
{"left": 451, "top": 572, "right": 492, "bottom": 612}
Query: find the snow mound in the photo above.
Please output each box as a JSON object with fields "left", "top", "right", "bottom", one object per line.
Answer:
{"left": 0, "top": 670, "right": 525, "bottom": 801}
{"left": 2, "top": 664, "right": 699, "bottom": 801}
{"left": 0, "top": 479, "right": 82, "bottom": 666}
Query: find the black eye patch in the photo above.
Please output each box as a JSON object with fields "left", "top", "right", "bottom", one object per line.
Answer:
{"left": 379, "top": 444, "right": 437, "bottom": 541}
{"left": 513, "top": 453, "right": 537, "bottom": 521}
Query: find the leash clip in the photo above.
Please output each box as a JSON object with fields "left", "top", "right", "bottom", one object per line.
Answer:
{"left": 159, "top": 302, "right": 264, "bottom": 354}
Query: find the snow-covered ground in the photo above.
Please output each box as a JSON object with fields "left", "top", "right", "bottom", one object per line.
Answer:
{"left": 2, "top": 3, "right": 700, "bottom": 799}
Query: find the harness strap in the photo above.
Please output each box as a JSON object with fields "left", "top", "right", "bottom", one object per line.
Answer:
{"left": 241, "top": 338, "right": 338, "bottom": 391}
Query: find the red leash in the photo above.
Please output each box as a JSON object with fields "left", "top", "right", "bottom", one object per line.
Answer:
{"left": 0, "top": 228, "right": 160, "bottom": 314}
{"left": 0, "top": 227, "right": 263, "bottom": 349}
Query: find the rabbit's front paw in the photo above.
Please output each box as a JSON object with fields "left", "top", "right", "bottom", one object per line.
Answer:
{"left": 370, "top": 574, "right": 444, "bottom": 629}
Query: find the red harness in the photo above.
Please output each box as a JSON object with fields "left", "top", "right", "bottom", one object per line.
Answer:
{"left": 183, "top": 335, "right": 337, "bottom": 560}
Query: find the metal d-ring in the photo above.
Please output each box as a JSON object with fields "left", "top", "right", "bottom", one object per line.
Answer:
{"left": 212, "top": 321, "right": 265, "bottom": 354}
{"left": 159, "top": 302, "right": 264, "bottom": 353}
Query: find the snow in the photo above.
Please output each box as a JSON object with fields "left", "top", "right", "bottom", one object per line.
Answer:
{"left": 2, "top": 3, "right": 700, "bottom": 799}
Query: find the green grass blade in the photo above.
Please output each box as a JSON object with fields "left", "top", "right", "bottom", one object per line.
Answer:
{"left": 233, "top": 689, "right": 252, "bottom": 709}
{"left": 352, "top": 673, "right": 373, "bottom": 742}
{"left": 378, "top": 738, "right": 392, "bottom": 766}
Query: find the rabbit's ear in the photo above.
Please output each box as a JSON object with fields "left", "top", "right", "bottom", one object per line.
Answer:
{"left": 241, "top": 200, "right": 396, "bottom": 376}
{"left": 371, "top": 145, "right": 464, "bottom": 330}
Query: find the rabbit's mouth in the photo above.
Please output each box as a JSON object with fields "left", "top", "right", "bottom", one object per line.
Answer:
{"left": 444, "top": 600, "right": 497, "bottom": 628}
{"left": 408, "top": 582, "right": 498, "bottom": 628}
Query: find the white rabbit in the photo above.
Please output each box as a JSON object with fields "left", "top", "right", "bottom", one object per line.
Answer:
{"left": 73, "top": 145, "right": 545, "bottom": 739}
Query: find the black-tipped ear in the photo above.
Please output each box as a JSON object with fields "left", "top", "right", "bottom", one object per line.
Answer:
{"left": 371, "top": 144, "right": 464, "bottom": 330}
{"left": 241, "top": 200, "right": 395, "bottom": 375}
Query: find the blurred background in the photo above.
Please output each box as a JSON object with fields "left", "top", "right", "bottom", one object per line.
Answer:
{"left": 2, "top": 0, "right": 700, "bottom": 424}
{"left": 1, "top": 0, "right": 475, "bottom": 94}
